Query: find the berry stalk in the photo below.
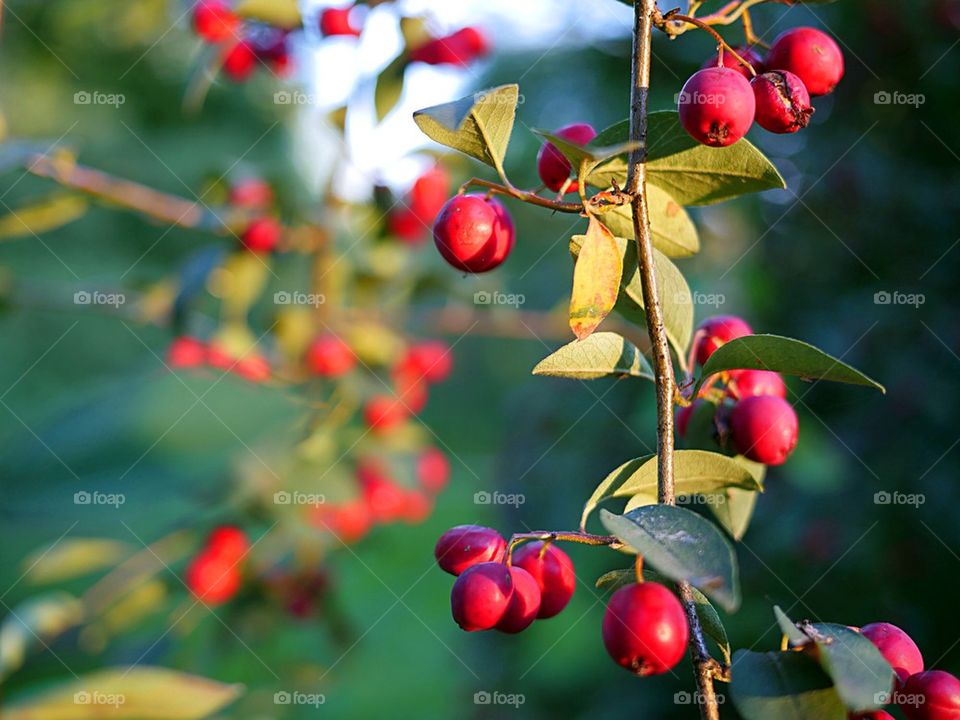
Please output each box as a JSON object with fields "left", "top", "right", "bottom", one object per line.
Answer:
{"left": 626, "top": 2, "right": 721, "bottom": 717}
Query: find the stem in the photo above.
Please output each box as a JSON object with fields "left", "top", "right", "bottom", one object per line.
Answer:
{"left": 505, "top": 531, "right": 619, "bottom": 559}
{"left": 627, "top": 2, "right": 720, "bottom": 718}
{"left": 459, "top": 178, "right": 583, "bottom": 214}
{"left": 666, "top": 14, "right": 757, "bottom": 76}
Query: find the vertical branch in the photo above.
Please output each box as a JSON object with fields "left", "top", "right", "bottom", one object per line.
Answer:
{"left": 626, "top": 2, "right": 721, "bottom": 718}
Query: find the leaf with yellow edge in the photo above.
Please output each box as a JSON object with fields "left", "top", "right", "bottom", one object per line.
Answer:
{"left": 0, "top": 194, "right": 87, "bottom": 240}
{"left": 569, "top": 216, "right": 622, "bottom": 340}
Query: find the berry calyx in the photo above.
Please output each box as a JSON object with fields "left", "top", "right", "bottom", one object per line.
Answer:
{"left": 899, "top": 670, "right": 960, "bottom": 720}
{"left": 193, "top": 1, "right": 240, "bottom": 44}
{"left": 434, "top": 525, "right": 507, "bottom": 576}
{"left": 319, "top": 6, "right": 361, "bottom": 38}
{"left": 416, "top": 447, "right": 450, "bottom": 494}
{"left": 701, "top": 46, "right": 765, "bottom": 79}
{"left": 602, "top": 582, "right": 689, "bottom": 676}
{"left": 536, "top": 123, "right": 597, "bottom": 193}
{"left": 751, "top": 71, "right": 814, "bottom": 134}
{"left": 240, "top": 217, "right": 282, "bottom": 253}
{"left": 495, "top": 566, "right": 542, "bottom": 634}
{"left": 433, "top": 194, "right": 515, "bottom": 273}
{"left": 306, "top": 335, "right": 355, "bottom": 377}
{"left": 861, "top": 622, "right": 924, "bottom": 683}
{"left": 363, "top": 395, "right": 406, "bottom": 432}
{"left": 727, "top": 369, "right": 787, "bottom": 400}
{"left": 730, "top": 394, "right": 799, "bottom": 465}
{"left": 450, "top": 561, "right": 514, "bottom": 631}
{"left": 168, "top": 336, "right": 207, "bottom": 369}
{"left": 694, "top": 315, "right": 753, "bottom": 366}
{"left": 766, "top": 27, "right": 844, "bottom": 96}
{"left": 185, "top": 551, "right": 241, "bottom": 605}
{"left": 511, "top": 541, "right": 576, "bottom": 618}
{"left": 678, "top": 67, "right": 756, "bottom": 147}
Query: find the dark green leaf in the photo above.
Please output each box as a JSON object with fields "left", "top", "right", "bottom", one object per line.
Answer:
{"left": 532, "top": 332, "right": 653, "bottom": 381}
{"left": 731, "top": 650, "right": 847, "bottom": 720}
{"left": 531, "top": 128, "right": 639, "bottom": 176}
{"left": 599, "top": 505, "right": 740, "bottom": 611}
{"left": 707, "top": 456, "right": 764, "bottom": 540}
{"left": 697, "top": 334, "right": 885, "bottom": 393}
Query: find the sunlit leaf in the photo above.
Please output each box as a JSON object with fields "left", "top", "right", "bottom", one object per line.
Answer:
{"left": 569, "top": 216, "right": 622, "bottom": 340}
{"left": 532, "top": 332, "right": 653, "bottom": 380}
{"left": 600, "top": 183, "right": 699, "bottom": 257}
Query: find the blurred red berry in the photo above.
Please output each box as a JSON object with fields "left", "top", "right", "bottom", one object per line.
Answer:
{"left": 206, "top": 526, "right": 250, "bottom": 562}
{"left": 388, "top": 207, "right": 426, "bottom": 244}
{"left": 319, "top": 6, "right": 361, "bottom": 37}
{"left": 232, "top": 354, "right": 271, "bottom": 383}
{"left": 417, "top": 447, "right": 450, "bottom": 493}
{"left": 401, "top": 490, "right": 434, "bottom": 524}
{"left": 193, "top": 0, "right": 240, "bottom": 43}
{"left": 185, "top": 551, "right": 241, "bottom": 605}
{"left": 363, "top": 395, "right": 407, "bottom": 432}
{"left": 240, "top": 217, "right": 282, "bottom": 253}
{"left": 404, "top": 341, "right": 453, "bottom": 383}
{"left": 229, "top": 178, "right": 274, "bottom": 209}
{"left": 168, "top": 336, "right": 207, "bottom": 369}
{"left": 306, "top": 335, "right": 355, "bottom": 377}
{"left": 410, "top": 165, "right": 451, "bottom": 224}
{"left": 222, "top": 41, "right": 258, "bottom": 81}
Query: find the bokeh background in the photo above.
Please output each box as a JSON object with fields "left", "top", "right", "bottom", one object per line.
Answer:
{"left": 1, "top": 0, "right": 958, "bottom": 717}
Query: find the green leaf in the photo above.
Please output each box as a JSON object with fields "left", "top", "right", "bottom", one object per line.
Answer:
{"left": 600, "top": 184, "right": 699, "bottom": 258}
{"left": 0, "top": 194, "right": 87, "bottom": 240}
{"left": 23, "top": 538, "right": 132, "bottom": 584}
{"left": 588, "top": 112, "right": 785, "bottom": 205}
{"left": 697, "top": 334, "right": 885, "bottom": 393}
{"left": 774, "top": 608, "right": 895, "bottom": 713}
{"left": 0, "top": 593, "right": 83, "bottom": 681}
{"left": 413, "top": 85, "right": 519, "bottom": 172}
{"left": 233, "top": 0, "right": 302, "bottom": 28}
{"left": 531, "top": 129, "right": 640, "bottom": 177}
{"left": 596, "top": 567, "right": 730, "bottom": 664}
{"left": 731, "top": 650, "right": 847, "bottom": 720}
{"left": 599, "top": 505, "right": 740, "bottom": 612}
{"left": 532, "top": 332, "right": 653, "bottom": 381}
{"left": 568, "top": 216, "right": 622, "bottom": 340}
{"left": 707, "top": 456, "right": 765, "bottom": 540}
{"left": 374, "top": 54, "right": 408, "bottom": 122}
{"left": 5, "top": 667, "right": 243, "bottom": 719}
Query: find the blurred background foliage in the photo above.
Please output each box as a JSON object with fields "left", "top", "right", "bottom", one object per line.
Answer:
{"left": 0, "top": 0, "right": 958, "bottom": 717}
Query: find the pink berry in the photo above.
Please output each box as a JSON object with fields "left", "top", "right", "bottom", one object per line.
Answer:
{"left": 727, "top": 369, "right": 787, "bottom": 400}
{"left": 495, "top": 566, "right": 542, "bottom": 633}
{"left": 861, "top": 623, "right": 924, "bottom": 683}
{"left": 434, "top": 525, "right": 507, "bottom": 576}
{"left": 451, "top": 561, "right": 514, "bottom": 631}
{"left": 766, "top": 27, "right": 844, "bottom": 96}
{"left": 222, "top": 41, "right": 258, "bottom": 82}
{"left": 363, "top": 395, "right": 406, "bottom": 432}
{"left": 536, "top": 123, "right": 597, "bottom": 193}
{"left": 240, "top": 217, "right": 282, "bottom": 253}
{"left": 306, "top": 335, "right": 355, "bottom": 377}
{"left": 319, "top": 6, "right": 361, "bottom": 38}
{"left": 694, "top": 315, "right": 753, "bottom": 366}
{"left": 678, "top": 67, "right": 756, "bottom": 147}
{"left": 416, "top": 447, "right": 450, "bottom": 494}
{"left": 751, "top": 71, "right": 814, "bottom": 134}
{"left": 168, "top": 336, "right": 207, "bottom": 369}
{"left": 433, "top": 194, "right": 514, "bottom": 273}
{"left": 410, "top": 165, "right": 451, "bottom": 224}
{"left": 229, "top": 178, "right": 273, "bottom": 209}
{"left": 602, "top": 582, "right": 689, "bottom": 676}
{"left": 193, "top": 1, "right": 240, "bottom": 44}
{"left": 511, "top": 541, "right": 575, "bottom": 618}
{"left": 900, "top": 670, "right": 960, "bottom": 720}
{"left": 403, "top": 341, "right": 453, "bottom": 383}
{"left": 730, "top": 395, "right": 799, "bottom": 465}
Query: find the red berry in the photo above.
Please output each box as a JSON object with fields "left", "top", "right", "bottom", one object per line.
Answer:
{"left": 363, "top": 395, "right": 406, "bottom": 432}
{"left": 727, "top": 369, "right": 787, "bottom": 400}
{"left": 315, "top": 500, "right": 372, "bottom": 543}
{"left": 678, "top": 67, "right": 756, "bottom": 147}
{"left": 701, "top": 46, "right": 765, "bottom": 79}
{"left": 417, "top": 447, "right": 450, "bottom": 493}
{"left": 185, "top": 551, "right": 241, "bottom": 605}
{"left": 388, "top": 208, "right": 426, "bottom": 244}
{"left": 861, "top": 622, "right": 924, "bottom": 683}
{"left": 401, "top": 490, "right": 433, "bottom": 524}
{"left": 751, "top": 70, "right": 814, "bottom": 134}
{"left": 206, "top": 526, "right": 249, "bottom": 562}
{"left": 391, "top": 364, "right": 429, "bottom": 413}
{"left": 319, "top": 6, "right": 361, "bottom": 37}
{"left": 358, "top": 462, "right": 406, "bottom": 522}
{"left": 433, "top": 194, "right": 514, "bottom": 273}
{"left": 193, "top": 0, "right": 240, "bottom": 43}
{"left": 849, "top": 712, "right": 895, "bottom": 720}
{"left": 206, "top": 343, "right": 234, "bottom": 370}
{"left": 232, "top": 354, "right": 271, "bottom": 383}
{"left": 434, "top": 525, "right": 507, "bottom": 576}
{"left": 403, "top": 341, "right": 453, "bottom": 383}
{"left": 306, "top": 335, "right": 355, "bottom": 377}
{"left": 602, "top": 582, "right": 689, "bottom": 676}
{"left": 410, "top": 27, "right": 490, "bottom": 66}
{"left": 168, "top": 336, "right": 207, "bottom": 369}
{"left": 900, "top": 670, "right": 960, "bottom": 720}
{"left": 240, "top": 217, "right": 282, "bottom": 253}
{"left": 536, "top": 123, "right": 598, "bottom": 193}
{"left": 766, "top": 27, "right": 844, "bottom": 96}
{"left": 449, "top": 27, "right": 490, "bottom": 57}
{"left": 511, "top": 541, "right": 575, "bottom": 618}
{"left": 451, "top": 561, "right": 513, "bottom": 631}
{"left": 495, "top": 566, "right": 542, "bottom": 633}
{"left": 229, "top": 178, "right": 273, "bottom": 209}
{"left": 410, "top": 165, "right": 451, "bottom": 224}
{"left": 676, "top": 401, "right": 697, "bottom": 438}
{"left": 695, "top": 315, "right": 753, "bottom": 366}
{"left": 222, "top": 41, "right": 258, "bottom": 82}
{"left": 730, "top": 395, "right": 799, "bottom": 465}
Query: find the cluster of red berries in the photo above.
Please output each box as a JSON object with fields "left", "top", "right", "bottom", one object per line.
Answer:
{"left": 678, "top": 315, "right": 799, "bottom": 466}
{"left": 168, "top": 334, "right": 273, "bottom": 383}
{"left": 192, "top": 1, "right": 295, "bottom": 81}
{"left": 850, "top": 622, "right": 960, "bottom": 720}
{"left": 678, "top": 26, "right": 844, "bottom": 146}
{"left": 311, "top": 446, "right": 450, "bottom": 544}
{"left": 387, "top": 165, "right": 451, "bottom": 245}
{"left": 435, "top": 526, "right": 575, "bottom": 633}
{"left": 185, "top": 526, "right": 250, "bottom": 604}
{"left": 409, "top": 27, "right": 490, "bottom": 67}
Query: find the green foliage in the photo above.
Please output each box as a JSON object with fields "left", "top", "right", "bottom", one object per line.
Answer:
{"left": 600, "top": 184, "right": 699, "bottom": 258}
{"left": 731, "top": 650, "right": 848, "bottom": 720}
{"left": 532, "top": 332, "right": 654, "bottom": 380}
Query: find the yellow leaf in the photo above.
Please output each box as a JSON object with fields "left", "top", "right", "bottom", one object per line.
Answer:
{"left": 232, "top": 0, "right": 301, "bottom": 29}
{"left": 569, "top": 216, "right": 622, "bottom": 340}
{"left": 0, "top": 194, "right": 87, "bottom": 240}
